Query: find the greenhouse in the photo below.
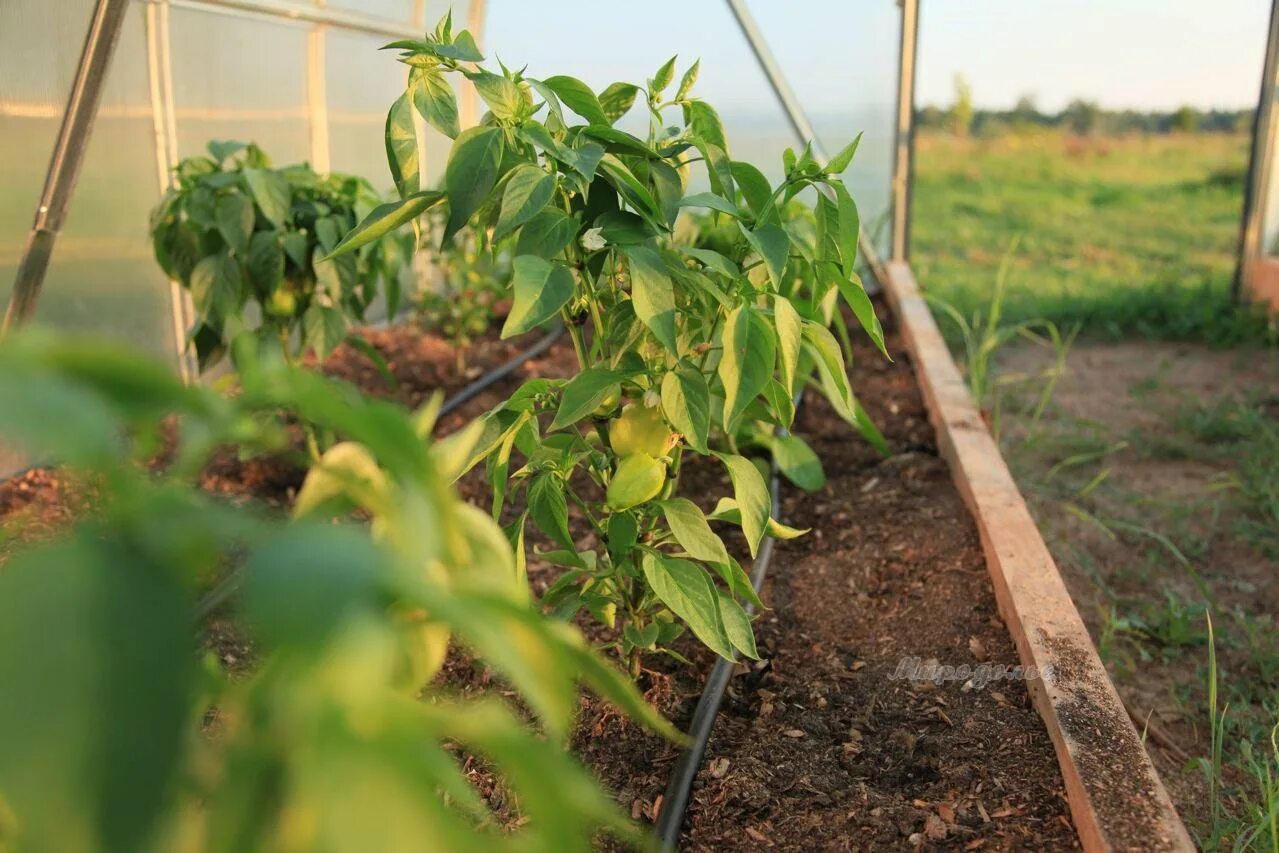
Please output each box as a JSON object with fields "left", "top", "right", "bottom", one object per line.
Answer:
{"left": 0, "top": 1, "right": 1275, "bottom": 850}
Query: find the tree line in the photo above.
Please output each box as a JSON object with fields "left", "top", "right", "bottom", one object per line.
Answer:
{"left": 917, "top": 75, "right": 1254, "bottom": 136}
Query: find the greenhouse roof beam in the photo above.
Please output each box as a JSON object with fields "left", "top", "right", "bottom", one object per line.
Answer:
{"left": 723, "top": 0, "right": 888, "bottom": 289}
{"left": 161, "top": 0, "right": 420, "bottom": 39}
{"left": 3, "top": 0, "right": 131, "bottom": 334}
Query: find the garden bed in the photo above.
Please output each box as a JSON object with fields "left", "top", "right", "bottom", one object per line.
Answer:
{"left": 0, "top": 288, "right": 1188, "bottom": 850}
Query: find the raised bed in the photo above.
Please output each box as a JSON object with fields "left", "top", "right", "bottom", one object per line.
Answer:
{"left": 878, "top": 262, "right": 1193, "bottom": 851}
{"left": 0, "top": 269, "right": 1193, "bottom": 851}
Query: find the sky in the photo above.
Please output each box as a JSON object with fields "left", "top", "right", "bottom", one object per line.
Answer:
{"left": 485, "top": 0, "right": 1272, "bottom": 115}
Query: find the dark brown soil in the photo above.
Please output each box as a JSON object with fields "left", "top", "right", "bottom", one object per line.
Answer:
{"left": 0, "top": 308, "right": 1079, "bottom": 849}
{"left": 571, "top": 313, "right": 1078, "bottom": 850}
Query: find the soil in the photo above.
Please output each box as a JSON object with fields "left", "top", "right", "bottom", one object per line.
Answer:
{"left": 0, "top": 306, "right": 1081, "bottom": 849}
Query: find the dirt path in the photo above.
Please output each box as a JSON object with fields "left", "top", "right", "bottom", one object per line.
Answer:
{"left": 994, "top": 339, "right": 1279, "bottom": 835}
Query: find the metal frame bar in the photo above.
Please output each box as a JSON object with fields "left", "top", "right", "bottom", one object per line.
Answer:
{"left": 306, "top": 14, "right": 332, "bottom": 174}
{"left": 459, "top": 0, "right": 488, "bottom": 130}
{"left": 2, "top": 0, "right": 132, "bottom": 334}
{"left": 723, "top": 0, "right": 888, "bottom": 290}
{"left": 1236, "top": 0, "right": 1279, "bottom": 300}
{"left": 160, "top": 0, "right": 420, "bottom": 38}
{"left": 146, "top": 0, "right": 199, "bottom": 383}
{"left": 891, "top": 0, "right": 919, "bottom": 263}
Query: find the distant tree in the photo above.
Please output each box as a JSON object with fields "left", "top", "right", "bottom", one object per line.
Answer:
{"left": 949, "top": 74, "right": 973, "bottom": 137}
{"left": 1012, "top": 94, "right": 1040, "bottom": 123}
{"left": 1062, "top": 98, "right": 1102, "bottom": 136}
{"left": 915, "top": 104, "right": 945, "bottom": 130}
{"left": 1170, "top": 105, "right": 1201, "bottom": 133}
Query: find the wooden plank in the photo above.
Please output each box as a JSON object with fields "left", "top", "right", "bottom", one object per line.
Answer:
{"left": 881, "top": 261, "right": 1193, "bottom": 852}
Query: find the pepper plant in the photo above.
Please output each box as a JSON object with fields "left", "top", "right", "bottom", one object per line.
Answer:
{"left": 332, "top": 15, "right": 888, "bottom": 675}
{"left": 149, "top": 141, "right": 412, "bottom": 371}
{"left": 0, "top": 330, "right": 674, "bottom": 852}
{"left": 415, "top": 205, "right": 513, "bottom": 373}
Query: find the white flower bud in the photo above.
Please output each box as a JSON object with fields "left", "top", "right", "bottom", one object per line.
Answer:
{"left": 580, "top": 226, "right": 606, "bottom": 252}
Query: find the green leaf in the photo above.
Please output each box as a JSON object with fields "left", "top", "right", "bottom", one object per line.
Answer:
{"left": 529, "top": 472, "right": 574, "bottom": 549}
{"left": 658, "top": 498, "right": 729, "bottom": 564}
{"left": 502, "top": 256, "right": 575, "bottom": 338}
{"left": 623, "top": 246, "right": 677, "bottom": 353}
{"left": 411, "top": 68, "right": 460, "bottom": 139}
{"left": 660, "top": 362, "right": 710, "bottom": 453}
{"left": 208, "top": 139, "right": 246, "bottom": 162}
{"left": 709, "top": 498, "right": 808, "bottom": 541}
{"left": 494, "top": 164, "right": 556, "bottom": 240}
{"left": 825, "top": 132, "right": 863, "bottom": 174}
{"left": 598, "top": 82, "right": 639, "bottom": 123}
{"left": 675, "top": 59, "right": 700, "bottom": 102}
{"left": 649, "top": 56, "right": 677, "bottom": 97}
{"left": 443, "top": 125, "right": 504, "bottom": 244}
{"left": 596, "top": 211, "right": 656, "bottom": 245}
{"left": 606, "top": 511, "right": 639, "bottom": 564}
{"left": 687, "top": 100, "right": 727, "bottom": 151}
{"left": 215, "top": 191, "right": 254, "bottom": 253}
{"left": 552, "top": 366, "right": 631, "bottom": 430}
{"left": 718, "top": 305, "right": 776, "bottom": 431}
{"left": 716, "top": 589, "right": 759, "bottom": 659}
{"left": 770, "top": 432, "right": 825, "bottom": 492}
{"left": 763, "top": 379, "right": 795, "bottom": 428}
{"left": 472, "top": 71, "right": 527, "bottom": 122}
{"left": 679, "top": 246, "right": 739, "bottom": 278}
{"left": 0, "top": 535, "right": 192, "bottom": 853}
{"left": 189, "top": 250, "right": 241, "bottom": 321}
{"left": 243, "top": 168, "right": 291, "bottom": 227}
{"left": 245, "top": 230, "right": 284, "bottom": 295}
{"left": 713, "top": 452, "right": 770, "bottom": 556}
{"left": 385, "top": 91, "right": 420, "bottom": 197}
{"left": 742, "top": 223, "right": 790, "bottom": 290}
{"left": 679, "top": 192, "right": 739, "bottom": 217}
{"left": 834, "top": 268, "right": 889, "bottom": 359}
{"left": 515, "top": 208, "right": 577, "bottom": 259}
{"left": 302, "top": 303, "right": 347, "bottom": 359}
{"left": 538, "top": 75, "right": 608, "bottom": 125}
{"left": 831, "top": 179, "right": 861, "bottom": 274}
{"left": 282, "top": 230, "right": 308, "bottom": 267}
{"left": 773, "top": 295, "right": 802, "bottom": 392}
{"left": 641, "top": 553, "right": 734, "bottom": 660}
{"left": 598, "top": 155, "right": 663, "bottom": 228}
{"left": 328, "top": 191, "right": 444, "bottom": 259}
{"left": 802, "top": 320, "right": 857, "bottom": 422}
{"left": 729, "top": 161, "right": 772, "bottom": 219}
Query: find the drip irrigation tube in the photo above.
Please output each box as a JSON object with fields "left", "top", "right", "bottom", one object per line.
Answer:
{"left": 438, "top": 323, "right": 563, "bottom": 417}
{"left": 653, "top": 458, "right": 788, "bottom": 850}
{"left": 194, "top": 323, "right": 565, "bottom": 620}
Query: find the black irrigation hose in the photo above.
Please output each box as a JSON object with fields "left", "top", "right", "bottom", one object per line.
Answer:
{"left": 438, "top": 322, "right": 565, "bottom": 417}
{"left": 194, "top": 323, "right": 566, "bottom": 620}
{"left": 653, "top": 415, "right": 800, "bottom": 850}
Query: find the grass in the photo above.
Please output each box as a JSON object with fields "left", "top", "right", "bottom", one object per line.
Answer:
{"left": 912, "top": 131, "right": 1276, "bottom": 345}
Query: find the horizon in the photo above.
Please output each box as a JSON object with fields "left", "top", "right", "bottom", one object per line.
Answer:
{"left": 487, "top": 0, "right": 1269, "bottom": 116}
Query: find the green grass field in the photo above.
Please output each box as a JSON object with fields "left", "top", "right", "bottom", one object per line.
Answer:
{"left": 911, "top": 131, "right": 1275, "bottom": 344}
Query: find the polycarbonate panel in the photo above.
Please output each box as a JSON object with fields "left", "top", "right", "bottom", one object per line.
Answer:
{"left": 485, "top": 0, "right": 802, "bottom": 192}
{"left": 3, "top": 5, "right": 177, "bottom": 360}
{"left": 744, "top": 0, "right": 900, "bottom": 256}
{"left": 326, "top": 28, "right": 408, "bottom": 191}
{"left": 169, "top": 6, "right": 311, "bottom": 165}
{"left": 324, "top": 0, "right": 418, "bottom": 25}
{"left": 0, "top": 0, "right": 96, "bottom": 308}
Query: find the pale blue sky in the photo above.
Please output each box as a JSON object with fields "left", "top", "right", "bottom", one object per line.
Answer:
{"left": 486, "top": 0, "right": 1271, "bottom": 114}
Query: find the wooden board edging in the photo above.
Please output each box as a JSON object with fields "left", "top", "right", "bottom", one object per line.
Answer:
{"left": 880, "top": 261, "right": 1194, "bottom": 852}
